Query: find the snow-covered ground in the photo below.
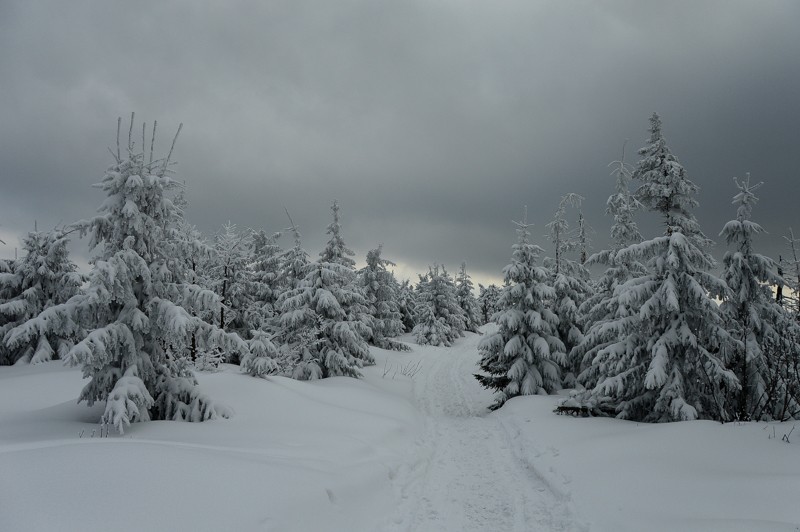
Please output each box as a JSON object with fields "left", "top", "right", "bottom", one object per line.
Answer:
{"left": 2, "top": 329, "right": 799, "bottom": 531}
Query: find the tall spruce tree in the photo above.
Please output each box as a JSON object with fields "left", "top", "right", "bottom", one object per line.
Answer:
{"left": 476, "top": 210, "right": 564, "bottom": 409}
{"left": 573, "top": 149, "right": 646, "bottom": 391}
{"left": 582, "top": 113, "right": 736, "bottom": 422}
{"left": 7, "top": 116, "right": 246, "bottom": 432}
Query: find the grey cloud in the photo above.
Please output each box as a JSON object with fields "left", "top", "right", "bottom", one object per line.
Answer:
{"left": 2, "top": 1, "right": 799, "bottom": 282}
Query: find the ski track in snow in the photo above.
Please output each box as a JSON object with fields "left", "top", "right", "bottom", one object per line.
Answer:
{"left": 383, "top": 334, "right": 586, "bottom": 532}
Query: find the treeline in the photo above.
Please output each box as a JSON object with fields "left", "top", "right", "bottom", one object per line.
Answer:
{"left": 2, "top": 112, "right": 798, "bottom": 430}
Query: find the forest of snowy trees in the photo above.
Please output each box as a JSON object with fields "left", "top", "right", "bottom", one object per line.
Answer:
{"left": 1, "top": 112, "right": 799, "bottom": 431}
{"left": 478, "top": 113, "right": 800, "bottom": 423}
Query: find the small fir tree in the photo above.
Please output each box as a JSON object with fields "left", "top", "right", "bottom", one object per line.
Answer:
{"left": 455, "top": 262, "right": 481, "bottom": 333}
{"left": 476, "top": 209, "right": 564, "bottom": 409}
{"left": 276, "top": 211, "right": 309, "bottom": 293}
{"left": 240, "top": 330, "right": 280, "bottom": 377}
{"left": 396, "top": 278, "right": 418, "bottom": 332}
{"left": 412, "top": 265, "right": 466, "bottom": 346}
{"left": 208, "top": 221, "right": 252, "bottom": 339}
{"left": 477, "top": 283, "right": 502, "bottom": 325}
{"left": 278, "top": 260, "right": 374, "bottom": 379}
{"left": 319, "top": 201, "right": 356, "bottom": 268}
{"left": 247, "top": 229, "right": 283, "bottom": 333}
{"left": 360, "top": 245, "right": 407, "bottom": 350}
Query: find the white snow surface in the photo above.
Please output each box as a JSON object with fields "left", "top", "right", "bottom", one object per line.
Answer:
{"left": 1, "top": 327, "right": 799, "bottom": 531}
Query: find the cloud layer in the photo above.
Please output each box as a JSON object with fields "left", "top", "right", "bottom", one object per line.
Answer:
{"left": 2, "top": 1, "right": 799, "bottom": 283}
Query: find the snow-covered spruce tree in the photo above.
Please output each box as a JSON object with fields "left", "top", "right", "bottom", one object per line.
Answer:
{"left": 582, "top": 113, "right": 736, "bottom": 422}
{"left": 170, "top": 191, "right": 220, "bottom": 365}
{"left": 319, "top": 200, "right": 356, "bottom": 268}
{"left": 317, "top": 201, "right": 380, "bottom": 349}
{"left": 778, "top": 229, "right": 800, "bottom": 319}
{"left": 412, "top": 296, "right": 449, "bottom": 347}
{"left": 7, "top": 116, "right": 247, "bottom": 432}
{"left": 475, "top": 210, "right": 564, "bottom": 409}
{"left": 412, "top": 265, "right": 466, "bottom": 346}
{"left": 477, "top": 283, "right": 502, "bottom": 325}
{"left": 0, "top": 258, "right": 22, "bottom": 363}
{"left": 247, "top": 229, "right": 283, "bottom": 333}
{"left": 208, "top": 221, "right": 252, "bottom": 339}
{"left": 544, "top": 193, "right": 591, "bottom": 383}
{"left": 278, "top": 259, "right": 374, "bottom": 379}
{"left": 276, "top": 212, "right": 309, "bottom": 293}
{"left": 573, "top": 149, "right": 646, "bottom": 391}
{"left": 719, "top": 175, "right": 800, "bottom": 420}
{"left": 240, "top": 329, "right": 280, "bottom": 377}
{"left": 577, "top": 211, "right": 592, "bottom": 267}
{"left": 0, "top": 228, "right": 84, "bottom": 365}
{"left": 455, "top": 262, "right": 481, "bottom": 333}
{"left": 360, "top": 245, "right": 407, "bottom": 350}
{"left": 396, "top": 278, "right": 418, "bottom": 332}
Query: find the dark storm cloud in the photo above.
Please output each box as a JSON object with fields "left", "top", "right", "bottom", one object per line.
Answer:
{"left": 2, "top": 1, "right": 799, "bottom": 283}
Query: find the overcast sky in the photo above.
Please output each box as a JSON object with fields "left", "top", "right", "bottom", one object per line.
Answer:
{"left": 2, "top": 1, "right": 799, "bottom": 285}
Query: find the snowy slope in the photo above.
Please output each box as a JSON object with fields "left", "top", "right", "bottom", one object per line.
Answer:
{"left": 0, "top": 358, "right": 421, "bottom": 532}
{"left": 2, "top": 329, "right": 799, "bottom": 531}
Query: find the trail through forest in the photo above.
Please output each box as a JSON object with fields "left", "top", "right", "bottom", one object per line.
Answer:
{"left": 383, "top": 333, "right": 585, "bottom": 532}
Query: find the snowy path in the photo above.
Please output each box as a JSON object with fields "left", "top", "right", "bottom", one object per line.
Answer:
{"left": 384, "top": 333, "right": 584, "bottom": 532}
